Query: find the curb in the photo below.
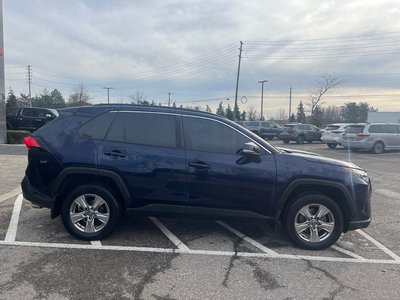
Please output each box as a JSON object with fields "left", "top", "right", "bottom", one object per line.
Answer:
{"left": 0, "top": 187, "right": 22, "bottom": 203}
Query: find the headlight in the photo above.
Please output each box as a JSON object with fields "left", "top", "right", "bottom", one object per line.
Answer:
{"left": 351, "top": 168, "right": 369, "bottom": 183}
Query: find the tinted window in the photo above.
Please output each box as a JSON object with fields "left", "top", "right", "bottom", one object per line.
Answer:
{"left": 369, "top": 125, "right": 384, "bottom": 133}
{"left": 107, "top": 112, "right": 177, "bottom": 148}
{"left": 183, "top": 116, "right": 250, "bottom": 155}
{"left": 78, "top": 112, "right": 116, "bottom": 140}
{"left": 325, "top": 125, "right": 340, "bottom": 131}
{"left": 21, "top": 108, "right": 38, "bottom": 117}
{"left": 384, "top": 125, "right": 398, "bottom": 133}
{"left": 345, "top": 125, "right": 365, "bottom": 133}
{"left": 247, "top": 122, "right": 259, "bottom": 126}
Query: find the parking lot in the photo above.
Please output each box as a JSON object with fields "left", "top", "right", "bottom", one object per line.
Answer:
{"left": 1, "top": 141, "right": 400, "bottom": 299}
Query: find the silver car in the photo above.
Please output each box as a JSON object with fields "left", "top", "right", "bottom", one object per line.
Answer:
{"left": 321, "top": 123, "right": 351, "bottom": 148}
{"left": 340, "top": 123, "right": 400, "bottom": 154}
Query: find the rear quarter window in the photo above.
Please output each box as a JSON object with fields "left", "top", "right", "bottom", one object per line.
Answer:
{"left": 345, "top": 126, "right": 365, "bottom": 133}
{"left": 78, "top": 112, "right": 116, "bottom": 140}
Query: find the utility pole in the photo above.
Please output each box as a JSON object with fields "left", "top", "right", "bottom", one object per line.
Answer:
{"left": 0, "top": 0, "right": 6, "bottom": 143}
{"left": 234, "top": 41, "right": 243, "bottom": 121}
{"left": 258, "top": 80, "right": 268, "bottom": 120}
{"left": 289, "top": 87, "right": 292, "bottom": 120}
{"left": 168, "top": 92, "right": 173, "bottom": 107}
{"left": 27, "top": 65, "right": 32, "bottom": 106}
{"left": 103, "top": 87, "right": 113, "bottom": 104}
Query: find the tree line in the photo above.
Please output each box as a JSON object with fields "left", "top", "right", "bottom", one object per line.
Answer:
{"left": 6, "top": 86, "right": 377, "bottom": 127}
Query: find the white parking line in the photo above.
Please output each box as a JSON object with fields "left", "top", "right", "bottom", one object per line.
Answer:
{"left": 149, "top": 217, "right": 190, "bottom": 251}
{"left": 4, "top": 194, "right": 23, "bottom": 242}
{"left": 216, "top": 221, "right": 278, "bottom": 256}
{"left": 91, "top": 240, "right": 102, "bottom": 246}
{"left": 357, "top": 229, "right": 400, "bottom": 261}
{"left": 331, "top": 245, "right": 366, "bottom": 260}
{"left": 1, "top": 240, "right": 399, "bottom": 265}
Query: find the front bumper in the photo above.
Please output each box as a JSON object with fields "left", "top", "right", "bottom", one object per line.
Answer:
{"left": 21, "top": 176, "right": 54, "bottom": 209}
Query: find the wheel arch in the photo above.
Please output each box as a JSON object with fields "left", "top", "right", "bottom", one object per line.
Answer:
{"left": 275, "top": 179, "right": 354, "bottom": 232}
{"left": 50, "top": 168, "right": 131, "bottom": 218}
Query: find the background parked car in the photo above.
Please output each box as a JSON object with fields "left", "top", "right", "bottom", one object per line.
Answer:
{"left": 340, "top": 123, "right": 400, "bottom": 154}
{"left": 321, "top": 123, "right": 351, "bottom": 148}
{"left": 237, "top": 121, "right": 282, "bottom": 140}
{"left": 6, "top": 107, "right": 59, "bottom": 132}
{"left": 279, "top": 123, "right": 323, "bottom": 144}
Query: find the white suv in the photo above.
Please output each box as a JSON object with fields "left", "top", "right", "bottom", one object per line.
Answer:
{"left": 321, "top": 123, "right": 351, "bottom": 148}
{"left": 340, "top": 123, "right": 400, "bottom": 154}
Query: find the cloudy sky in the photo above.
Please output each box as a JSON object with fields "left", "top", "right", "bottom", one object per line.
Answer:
{"left": 4, "top": 0, "right": 400, "bottom": 118}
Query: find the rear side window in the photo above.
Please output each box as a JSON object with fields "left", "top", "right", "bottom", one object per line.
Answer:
{"left": 106, "top": 112, "right": 177, "bottom": 148}
{"left": 78, "top": 112, "right": 116, "bottom": 140}
{"left": 21, "top": 108, "right": 39, "bottom": 117}
{"left": 345, "top": 126, "right": 365, "bottom": 133}
{"left": 368, "top": 125, "right": 385, "bottom": 133}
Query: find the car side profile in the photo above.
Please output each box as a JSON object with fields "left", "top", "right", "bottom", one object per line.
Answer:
{"left": 237, "top": 121, "right": 282, "bottom": 140}
{"left": 22, "top": 105, "right": 371, "bottom": 250}
{"left": 340, "top": 123, "right": 400, "bottom": 154}
{"left": 279, "top": 123, "right": 323, "bottom": 144}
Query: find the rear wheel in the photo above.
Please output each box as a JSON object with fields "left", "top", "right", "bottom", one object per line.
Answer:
{"left": 327, "top": 143, "right": 337, "bottom": 149}
{"left": 268, "top": 137, "right": 274, "bottom": 140}
{"left": 283, "top": 139, "right": 290, "bottom": 144}
{"left": 296, "top": 135, "right": 305, "bottom": 144}
{"left": 372, "top": 141, "right": 384, "bottom": 154}
{"left": 285, "top": 194, "right": 344, "bottom": 250}
{"left": 61, "top": 185, "right": 120, "bottom": 240}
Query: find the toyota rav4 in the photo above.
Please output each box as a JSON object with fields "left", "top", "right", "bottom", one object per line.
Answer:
{"left": 22, "top": 105, "right": 371, "bottom": 250}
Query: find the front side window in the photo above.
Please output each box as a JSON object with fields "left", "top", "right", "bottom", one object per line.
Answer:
{"left": 21, "top": 108, "right": 38, "bottom": 117}
{"left": 183, "top": 116, "right": 251, "bottom": 155}
{"left": 107, "top": 112, "right": 177, "bottom": 148}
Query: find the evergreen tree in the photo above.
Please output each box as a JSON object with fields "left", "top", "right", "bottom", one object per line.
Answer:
{"left": 310, "top": 105, "right": 323, "bottom": 127}
{"left": 6, "top": 89, "right": 18, "bottom": 116}
{"left": 289, "top": 113, "right": 296, "bottom": 122}
{"left": 225, "top": 104, "right": 234, "bottom": 120}
{"left": 240, "top": 110, "right": 247, "bottom": 121}
{"left": 234, "top": 103, "right": 241, "bottom": 121}
{"left": 216, "top": 102, "right": 225, "bottom": 117}
{"left": 296, "top": 101, "right": 306, "bottom": 123}
{"left": 205, "top": 105, "right": 212, "bottom": 113}
{"left": 50, "top": 89, "right": 66, "bottom": 108}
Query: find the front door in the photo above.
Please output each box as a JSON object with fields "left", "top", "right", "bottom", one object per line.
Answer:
{"left": 182, "top": 115, "right": 277, "bottom": 217}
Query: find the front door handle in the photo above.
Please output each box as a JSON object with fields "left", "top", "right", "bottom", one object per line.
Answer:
{"left": 104, "top": 150, "right": 127, "bottom": 158}
{"left": 188, "top": 161, "right": 211, "bottom": 169}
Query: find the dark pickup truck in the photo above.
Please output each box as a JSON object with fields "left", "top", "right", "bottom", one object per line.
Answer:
{"left": 7, "top": 107, "right": 59, "bottom": 132}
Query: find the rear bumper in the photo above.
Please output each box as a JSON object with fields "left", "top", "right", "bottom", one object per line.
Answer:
{"left": 21, "top": 176, "right": 54, "bottom": 209}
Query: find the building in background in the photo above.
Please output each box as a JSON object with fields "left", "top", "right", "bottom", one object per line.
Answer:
{"left": 368, "top": 112, "right": 400, "bottom": 123}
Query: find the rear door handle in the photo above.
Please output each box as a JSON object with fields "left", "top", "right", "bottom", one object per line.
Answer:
{"left": 104, "top": 150, "right": 127, "bottom": 158}
{"left": 188, "top": 161, "right": 211, "bottom": 169}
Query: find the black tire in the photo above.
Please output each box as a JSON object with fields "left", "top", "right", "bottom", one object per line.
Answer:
{"left": 268, "top": 137, "right": 274, "bottom": 140}
{"left": 307, "top": 141, "right": 312, "bottom": 144}
{"left": 61, "top": 184, "right": 120, "bottom": 240}
{"left": 283, "top": 139, "right": 290, "bottom": 144}
{"left": 284, "top": 194, "right": 344, "bottom": 250}
{"left": 327, "top": 143, "right": 337, "bottom": 149}
{"left": 372, "top": 141, "right": 385, "bottom": 154}
{"left": 296, "top": 135, "right": 305, "bottom": 144}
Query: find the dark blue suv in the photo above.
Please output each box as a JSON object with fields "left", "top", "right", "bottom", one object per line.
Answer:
{"left": 22, "top": 105, "right": 371, "bottom": 250}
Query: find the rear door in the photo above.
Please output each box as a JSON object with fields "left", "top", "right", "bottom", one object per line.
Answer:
{"left": 383, "top": 125, "right": 400, "bottom": 148}
{"left": 98, "top": 111, "right": 187, "bottom": 211}
{"left": 182, "top": 115, "right": 277, "bottom": 217}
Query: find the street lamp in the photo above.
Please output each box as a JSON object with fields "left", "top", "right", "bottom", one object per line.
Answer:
{"left": 258, "top": 80, "right": 268, "bottom": 120}
{"left": 103, "top": 87, "right": 113, "bottom": 104}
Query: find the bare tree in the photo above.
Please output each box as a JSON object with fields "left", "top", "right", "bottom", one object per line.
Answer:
{"left": 68, "top": 84, "right": 91, "bottom": 106}
{"left": 307, "top": 73, "right": 341, "bottom": 114}
{"left": 129, "top": 90, "right": 149, "bottom": 105}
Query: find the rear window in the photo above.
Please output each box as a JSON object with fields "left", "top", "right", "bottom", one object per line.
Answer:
{"left": 325, "top": 125, "right": 340, "bottom": 131}
{"left": 345, "top": 125, "right": 365, "bottom": 133}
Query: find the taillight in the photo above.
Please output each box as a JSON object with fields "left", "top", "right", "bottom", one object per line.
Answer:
{"left": 24, "top": 137, "right": 41, "bottom": 150}
{"left": 356, "top": 133, "right": 370, "bottom": 137}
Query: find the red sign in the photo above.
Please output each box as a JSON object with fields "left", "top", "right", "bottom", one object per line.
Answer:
{"left": 0, "top": 48, "right": 3, "bottom": 56}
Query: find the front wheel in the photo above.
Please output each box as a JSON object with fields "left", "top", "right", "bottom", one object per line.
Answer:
{"left": 61, "top": 185, "right": 120, "bottom": 240}
{"left": 327, "top": 143, "right": 337, "bottom": 149}
{"left": 285, "top": 194, "right": 344, "bottom": 250}
{"left": 296, "top": 135, "right": 305, "bottom": 144}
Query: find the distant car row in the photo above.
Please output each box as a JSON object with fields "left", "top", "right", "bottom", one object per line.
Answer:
{"left": 238, "top": 121, "right": 400, "bottom": 154}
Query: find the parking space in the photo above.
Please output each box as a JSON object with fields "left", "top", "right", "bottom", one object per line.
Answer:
{"left": 1, "top": 141, "right": 400, "bottom": 298}
{"left": 1, "top": 192, "right": 399, "bottom": 266}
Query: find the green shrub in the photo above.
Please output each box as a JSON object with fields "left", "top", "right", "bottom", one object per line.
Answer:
{"left": 7, "top": 130, "right": 31, "bottom": 144}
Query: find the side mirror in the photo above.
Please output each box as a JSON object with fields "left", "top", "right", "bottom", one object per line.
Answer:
{"left": 242, "top": 142, "right": 260, "bottom": 156}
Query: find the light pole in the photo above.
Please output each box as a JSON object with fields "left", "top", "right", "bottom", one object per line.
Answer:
{"left": 168, "top": 92, "right": 173, "bottom": 107}
{"left": 103, "top": 87, "right": 113, "bottom": 104}
{"left": 258, "top": 80, "right": 268, "bottom": 120}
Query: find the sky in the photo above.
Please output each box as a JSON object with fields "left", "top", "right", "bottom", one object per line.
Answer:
{"left": 4, "top": 0, "right": 400, "bottom": 118}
